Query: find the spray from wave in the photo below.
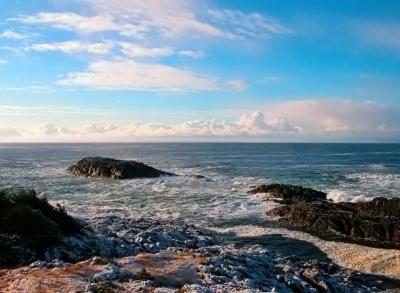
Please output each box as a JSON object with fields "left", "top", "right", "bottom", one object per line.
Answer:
{"left": 327, "top": 189, "right": 374, "bottom": 203}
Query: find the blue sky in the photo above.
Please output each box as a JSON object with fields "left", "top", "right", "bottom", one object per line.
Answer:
{"left": 0, "top": 0, "right": 400, "bottom": 142}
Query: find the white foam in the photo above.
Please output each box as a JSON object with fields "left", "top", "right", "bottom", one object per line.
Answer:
{"left": 327, "top": 189, "right": 373, "bottom": 203}
{"left": 327, "top": 189, "right": 352, "bottom": 202}
{"left": 345, "top": 172, "right": 400, "bottom": 188}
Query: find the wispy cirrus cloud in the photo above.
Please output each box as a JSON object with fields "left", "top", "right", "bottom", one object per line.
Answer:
{"left": 27, "top": 41, "right": 114, "bottom": 55}
{"left": 178, "top": 50, "right": 205, "bottom": 59}
{"left": 12, "top": 0, "right": 291, "bottom": 40}
{"left": 0, "top": 29, "right": 31, "bottom": 40}
{"left": 5, "top": 0, "right": 292, "bottom": 95}
{"left": 27, "top": 41, "right": 176, "bottom": 58}
{"left": 119, "top": 42, "right": 174, "bottom": 58}
{"left": 0, "top": 85, "right": 55, "bottom": 94}
{"left": 0, "top": 105, "right": 106, "bottom": 116}
{"left": 207, "top": 9, "right": 292, "bottom": 39}
{"left": 11, "top": 13, "right": 119, "bottom": 34}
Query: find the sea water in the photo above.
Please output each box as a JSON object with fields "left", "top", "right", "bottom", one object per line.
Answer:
{"left": 1, "top": 143, "right": 399, "bottom": 226}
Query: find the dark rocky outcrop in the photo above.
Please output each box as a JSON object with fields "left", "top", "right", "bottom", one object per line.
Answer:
{"left": 67, "top": 157, "right": 176, "bottom": 179}
{"left": 264, "top": 185, "right": 400, "bottom": 248}
{"left": 0, "top": 188, "right": 81, "bottom": 267}
{"left": 248, "top": 183, "right": 327, "bottom": 204}
{"left": 0, "top": 187, "right": 213, "bottom": 268}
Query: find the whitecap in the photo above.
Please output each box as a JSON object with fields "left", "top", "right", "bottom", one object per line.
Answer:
{"left": 345, "top": 173, "right": 400, "bottom": 188}
{"left": 327, "top": 189, "right": 373, "bottom": 203}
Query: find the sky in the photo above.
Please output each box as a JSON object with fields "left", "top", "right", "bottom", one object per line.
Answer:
{"left": 0, "top": 0, "right": 400, "bottom": 142}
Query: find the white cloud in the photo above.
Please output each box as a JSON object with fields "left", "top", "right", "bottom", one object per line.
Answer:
{"left": 3, "top": 99, "right": 400, "bottom": 142}
{"left": 178, "top": 50, "right": 205, "bottom": 59}
{"left": 13, "top": 0, "right": 290, "bottom": 40}
{"left": 119, "top": 43, "right": 174, "bottom": 58}
{"left": 15, "top": 111, "right": 299, "bottom": 141}
{"left": 28, "top": 41, "right": 114, "bottom": 54}
{"left": 86, "top": 124, "right": 119, "bottom": 133}
{"left": 0, "top": 85, "right": 55, "bottom": 94}
{"left": 226, "top": 79, "right": 247, "bottom": 91}
{"left": 58, "top": 59, "right": 218, "bottom": 91}
{"left": 13, "top": 13, "right": 119, "bottom": 34}
{"left": 0, "top": 29, "right": 30, "bottom": 40}
{"left": 0, "top": 59, "right": 7, "bottom": 64}
{"left": 38, "top": 123, "right": 59, "bottom": 135}
{"left": 264, "top": 99, "right": 400, "bottom": 139}
{"left": 88, "top": 0, "right": 226, "bottom": 38}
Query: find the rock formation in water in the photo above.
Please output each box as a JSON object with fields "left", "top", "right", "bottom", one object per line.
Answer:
{"left": 67, "top": 157, "right": 176, "bottom": 179}
{"left": 256, "top": 184, "right": 400, "bottom": 248}
{"left": 248, "top": 183, "right": 327, "bottom": 203}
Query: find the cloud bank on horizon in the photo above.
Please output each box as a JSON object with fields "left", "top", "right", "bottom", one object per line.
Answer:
{"left": 0, "top": 0, "right": 399, "bottom": 142}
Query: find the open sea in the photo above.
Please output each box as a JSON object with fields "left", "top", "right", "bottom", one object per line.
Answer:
{"left": 1, "top": 143, "right": 399, "bottom": 228}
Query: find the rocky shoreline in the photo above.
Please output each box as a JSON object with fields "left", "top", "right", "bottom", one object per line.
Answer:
{"left": 1, "top": 186, "right": 400, "bottom": 292}
{"left": 249, "top": 184, "right": 400, "bottom": 249}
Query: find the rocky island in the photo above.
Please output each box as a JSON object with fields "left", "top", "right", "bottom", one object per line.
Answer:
{"left": 67, "top": 157, "right": 177, "bottom": 179}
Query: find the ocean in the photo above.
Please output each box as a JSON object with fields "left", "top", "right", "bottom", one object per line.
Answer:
{"left": 1, "top": 143, "right": 399, "bottom": 227}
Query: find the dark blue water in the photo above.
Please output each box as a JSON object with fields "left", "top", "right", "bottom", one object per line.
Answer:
{"left": 0, "top": 143, "right": 399, "bottom": 225}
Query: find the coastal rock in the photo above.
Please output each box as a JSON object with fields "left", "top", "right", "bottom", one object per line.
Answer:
{"left": 0, "top": 188, "right": 213, "bottom": 268}
{"left": 67, "top": 157, "right": 176, "bottom": 179}
{"left": 1, "top": 245, "right": 398, "bottom": 292}
{"left": 249, "top": 183, "right": 327, "bottom": 204}
{"left": 268, "top": 192, "right": 400, "bottom": 248}
{"left": 0, "top": 188, "right": 81, "bottom": 267}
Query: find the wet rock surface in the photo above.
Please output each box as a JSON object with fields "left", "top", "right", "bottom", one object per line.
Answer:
{"left": 1, "top": 245, "right": 399, "bottom": 292}
{"left": 30, "top": 215, "right": 214, "bottom": 267}
{"left": 67, "top": 157, "right": 176, "bottom": 179}
{"left": 263, "top": 184, "right": 400, "bottom": 249}
{"left": 0, "top": 188, "right": 213, "bottom": 268}
{"left": 249, "top": 183, "right": 327, "bottom": 204}
{"left": 0, "top": 188, "right": 81, "bottom": 267}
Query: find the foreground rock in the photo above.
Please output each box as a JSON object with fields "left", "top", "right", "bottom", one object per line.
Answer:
{"left": 249, "top": 183, "right": 327, "bottom": 204}
{"left": 263, "top": 184, "right": 400, "bottom": 248}
{"left": 0, "top": 188, "right": 212, "bottom": 268}
{"left": 0, "top": 188, "right": 81, "bottom": 267}
{"left": 1, "top": 245, "right": 398, "bottom": 292}
{"left": 67, "top": 157, "right": 176, "bottom": 179}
